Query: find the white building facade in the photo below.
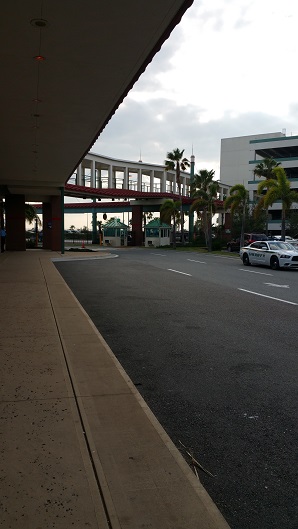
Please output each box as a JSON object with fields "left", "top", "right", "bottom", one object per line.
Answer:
{"left": 73, "top": 153, "right": 191, "bottom": 196}
{"left": 220, "top": 132, "right": 298, "bottom": 235}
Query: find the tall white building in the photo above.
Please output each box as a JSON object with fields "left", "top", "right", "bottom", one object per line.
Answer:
{"left": 220, "top": 132, "right": 285, "bottom": 187}
{"left": 220, "top": 132, "right": 298, "bottom": 235}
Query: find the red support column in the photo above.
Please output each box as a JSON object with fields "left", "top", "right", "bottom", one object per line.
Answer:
{"left": 50, "top": 196, "right": 62, "bottom": 251}
{"left": 42, "top": 196, "right": 62, "bottom": 251}
{"left": 42, "top": 202, "right": 52, "bottom": 249}
{"left": 131, "top": 205, "right": 143, "bottom": 246}
{"left": 5, "top": 194, "right": 26, "bottom": 251}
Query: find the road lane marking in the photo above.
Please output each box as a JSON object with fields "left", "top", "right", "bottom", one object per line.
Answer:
{"left": 168, "top": 269, "right": 192, "bottom": 276}
{"left": 239, "top": 269, "right": 273, "bottom": 276}
{"left": 52, "top": 255, "right": 118, "bottom": 262}
{"left": 212, "top": 255, "right": 239, "bottom": 260}
{"left": 238, "top": 288, "right": 297, "bottom": 305}
{"left": 187, "top": 259, "right": 206, "bottom": 264}
{"left": 150, "top": 253, "right": 166, "bottom": 256}
{"left": 264, "top": 283, "right": 289, "bottom": 288}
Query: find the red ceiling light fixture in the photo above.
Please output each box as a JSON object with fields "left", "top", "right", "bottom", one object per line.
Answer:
{"left": 33, "top": 55, "right": 46, "bottom": 61}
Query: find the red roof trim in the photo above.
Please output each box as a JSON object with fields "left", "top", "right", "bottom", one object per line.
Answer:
{"left": 65, "top": 183, "right": 193, "bottom": 203}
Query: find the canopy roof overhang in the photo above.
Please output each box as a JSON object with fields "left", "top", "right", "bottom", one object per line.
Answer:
{"left": 0, "top": 0, "right": 193, "bottom": 202}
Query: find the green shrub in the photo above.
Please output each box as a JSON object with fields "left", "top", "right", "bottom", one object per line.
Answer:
{"left": 191, "top": 236, "right": 206, "bottom": 247}
{"left": 212, "top": 238, "right": 222, "bottom": 251}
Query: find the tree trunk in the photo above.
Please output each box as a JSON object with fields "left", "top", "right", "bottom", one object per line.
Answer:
{"left": 203, "top": 208, "right": 209, "bottom": 248}
{"left": 179, "top": 187, "right": 184, "bottom": 246}
{"left": 173, "top": 215, "right": 177, "bottom": 249}
{"left": 281, "top": 207, "right": 286, "bottom": 241}
{"left": 207, "top": 213, "right": 212, "bottom": 252}
{"left": 177, "top": 167, "right": 184, "bottom": 246}
{"left": 240, "top": 203, "right": 246, "bottom": 248}
{"left": 265, "top": 207, "right": 269, "bottom": 236}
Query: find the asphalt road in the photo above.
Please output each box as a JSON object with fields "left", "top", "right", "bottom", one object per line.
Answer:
{"left": 55, "top": 248, "right": 298, "bottom": 529}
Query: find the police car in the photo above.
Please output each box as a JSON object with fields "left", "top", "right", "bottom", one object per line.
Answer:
{"left": 240, "top": 240, "right": 298, "bottom": 270}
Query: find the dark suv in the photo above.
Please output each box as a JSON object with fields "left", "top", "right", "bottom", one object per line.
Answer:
{"left": 227, "top": 233, "right": 268, "bottom": 252}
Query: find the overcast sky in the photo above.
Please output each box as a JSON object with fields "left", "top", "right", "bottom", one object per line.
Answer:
{"left": 92, "top": 0, "right": 298, "bottom": 178}
{"left": 64, "top": 0, "right": 298, "bottom": 229}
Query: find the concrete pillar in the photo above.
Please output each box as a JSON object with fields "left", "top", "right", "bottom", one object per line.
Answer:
{"left": 150, "top": 170, "right": 154, "bottom": 192}
{"left": 5, "top": 194, "right": 26, "bottom": 251}
{"left": 161, "top": 171, "right": 167, "bottom": 192}
{"left": 131, "top": 205, "right": 143, "bottom": 246}
{"left": 91, "top": 160, "right": 96, "bottom": 188}
{"left": 123, "top": 167, "right": 128, "bottom": 189}
{"left": 108, "top": 165, "right": 113, "bottom": 188}
{"left": 137, "top": 169, "right": 142, "bottom": 192}
{"left": 77, "top": 164, "right": 82, "bottom": 185}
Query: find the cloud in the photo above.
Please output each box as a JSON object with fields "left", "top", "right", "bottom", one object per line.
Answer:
{"left": 92, "top": 0, "right": 298, "bottom": 178}
{"left": 92, "top": 95, "right": 290, "bottom": 180}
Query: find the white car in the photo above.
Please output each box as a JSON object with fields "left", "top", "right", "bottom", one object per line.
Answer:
{"left": 240, "top": 240, "right": 298, "bottom": 270}
{"left": 273, "top": 235, "right": 298, "bottom": 242}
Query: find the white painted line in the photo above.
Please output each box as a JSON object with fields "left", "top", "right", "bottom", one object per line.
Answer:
{"left": 264, "top": 283, "right": 289, "bottom": 288}
{"left": 187, "top": 259, "right": 206, "bottom": 264}
{"left": 150, "top": 253, "right": 166, "bottom": 256}
{"left": 213, "top": 255, "right": 239, "bottom": 260}
{"left": 168, "top": 268, "right": 192, "bottom": 277}
{"left": 238, "top": 288, "right": 298, "bottom": 305}
{"left": 52, "top": 254, "right": 118, "bottom": 262}
{"left": 239, "top": 269, "right": 273, "bottom": 276}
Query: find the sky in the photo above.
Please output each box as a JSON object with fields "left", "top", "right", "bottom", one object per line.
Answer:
{"left": 65, "top": 0, "right": 298, "bottom": 229}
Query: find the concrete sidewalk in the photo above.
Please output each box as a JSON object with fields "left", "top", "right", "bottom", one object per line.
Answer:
{"left": 0, "top": 250, "right": 231, "bottom": 529}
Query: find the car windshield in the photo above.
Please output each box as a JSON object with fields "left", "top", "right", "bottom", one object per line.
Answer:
{"left": 268, "top": 242, "right": 294, "bottom": 251}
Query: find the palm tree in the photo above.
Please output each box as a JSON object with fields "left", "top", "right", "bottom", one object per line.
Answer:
{"left": 143, "top": 211, "right": 153, "bottom": 228}
{"left": 257, "top": 167, "right": 298, "bottom": 240}
{"left": 253, "top": 158, "right": 281, "bottom": 234}
{"left": 160, "top": 199, "right": 181, "bottom": 249}
{"left": 191, "top": 179, "right": 219, "bottom": 252}
{"left": 165, "top": 149, "right": 190, "bottom": 245}
{"left": 224, "top": 184, "right": 248, "bottom": 248}
{"left": 191, "top": 169, "right": 218, "bottom": 251}
{"left": 253, "top": 157, "right": 280, "bottom": 180}
{"left": 191, "top": 169, "right": 216, "bottom": 193}
{"left": 25, "top": 204, "right": 41, "bottom": 225}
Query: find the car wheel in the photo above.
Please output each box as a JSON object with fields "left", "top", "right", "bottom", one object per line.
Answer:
{"left": 271, "top": 256, "right": 280, "bottom": 270}
{"left": 243, "top": 253, "right": 250, "bottom": 266}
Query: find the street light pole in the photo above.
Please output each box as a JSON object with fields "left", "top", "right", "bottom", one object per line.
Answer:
{"left": 189, "top": 153, "right": 195, "bottom": 241}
